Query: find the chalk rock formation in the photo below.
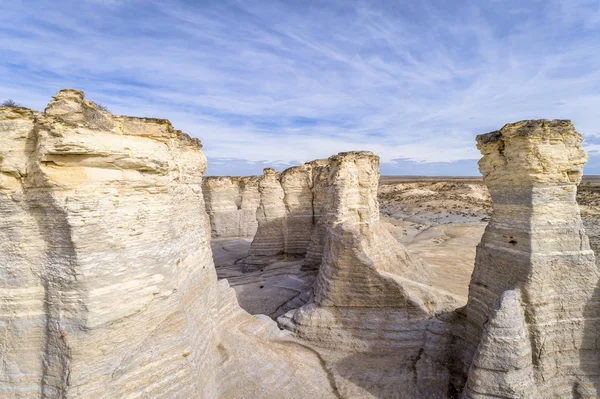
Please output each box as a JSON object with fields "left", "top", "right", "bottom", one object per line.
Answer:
{"left": 279, "top": 164, "right": 315, "bottom": 256}
{"left": 0, "top": 90, "right": 337, "bottom": 398}
{"left": 202, "top": 176, "right": 260, "bottom": 238}
{"left": 206, "top": 158, "right": 335, "bottom": 269}
{"left": 460, "top": 120, "right": 600, "bottom": 398}
{"left": 278, "top": 152, "right": 459, "bottom": 397}
{"left": 245, "top": 163, "right": 318, "bottom": 262}
{"left": 247, "top": 168, "right": 287, "bottom": 258}
{"left": 302, "top": 159, "right": 337, "bottom": 269}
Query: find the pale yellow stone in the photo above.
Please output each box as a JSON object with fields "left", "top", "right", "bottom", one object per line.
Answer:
{"left": 0, "top": 90, "right": 337, "bottom": 399}
{"left": 461, "top": 120, "right": 600, "bottom": 398}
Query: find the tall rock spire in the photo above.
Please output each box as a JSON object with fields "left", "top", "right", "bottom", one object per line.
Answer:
{"left": 461, "top": 120, "right": 600, "bottom": 398}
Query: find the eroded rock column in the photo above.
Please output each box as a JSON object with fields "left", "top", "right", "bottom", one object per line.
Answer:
{"left": 0, "top": 90, "right": 339, "bottom": 399}
{"left": 279, "top": 152, "right": 459, "bottom": 398}
{"left": 280, "top": 164, "right": 314, "bottom": 256}
{"left": 202, "top": 176, "right": 260, "bottom": 238}
{"left": 247, "top": 168, "right": 286, "bottom": 260}
{"left": 461, "top": 120, "right": 600, "bottom": 398}
{"left": 246, "top": 164, "right": 320, "bottom": 264}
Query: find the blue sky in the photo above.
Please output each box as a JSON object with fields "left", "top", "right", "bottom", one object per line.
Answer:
{"left": 2, "top": 0, "right": 600, "bottom": 175}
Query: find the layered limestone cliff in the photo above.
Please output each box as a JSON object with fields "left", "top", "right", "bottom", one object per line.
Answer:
{"left": 9, "top": 91, "right": 599, "bottom": 399}
{"left": 246, "top": 163, "right": 319, "bottom": 261}
{"left": 205, "top": 152, "right": 461, "bottom": 396}
{"left": 278, "top": 152, "right": 460, "bottom": 398}
{"left": 460, "top": 120, "right": 600, "bottom": 398}
{"left": 0, "top": 90, "right": 337, "bottom": 399}
{"left": 279, "top": 164, "right": 315, "bottom": 256}
{"left": 247, "top": 168, "right": 287, "bottom": 258}
{"left": 202, "top": 176, "right": 260, "bottom": 238}
{"left": 203, "top": 159, "right": 332, "bottom": 267}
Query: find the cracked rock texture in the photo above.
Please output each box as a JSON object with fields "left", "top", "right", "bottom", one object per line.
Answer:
{"left": 6, "top": 93, "right": 600, "bottom": 399}
{"left": 202, "top": 176, "right": 261, "bottom": 238}
{"left": 459, "top": 120, "right": 600, "bottom": 398}
{"left": 0, "top": 90, "right": 337, "bottom": 399}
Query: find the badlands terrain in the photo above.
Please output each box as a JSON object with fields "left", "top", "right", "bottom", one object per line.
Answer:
{"left": 2, "top": 90, "right": 600, "bottom": 398}
{"left": 379, "top": 176, "right": 600, "bottom": 302}
{"left": 212, "top": 175, "right": 600, "bottom": 314}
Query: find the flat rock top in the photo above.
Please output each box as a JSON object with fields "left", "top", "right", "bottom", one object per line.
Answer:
{"left": 330, "top": 150, "right": 377, "bottom": 161}
{"left": 203, "top": 175, "right": 261, "bottom": 184}
{"left": 477, "top": 119, "right": 576, "bottom": 144}
{"left": 5, "top": 88, "right": 203, "bottom": 149}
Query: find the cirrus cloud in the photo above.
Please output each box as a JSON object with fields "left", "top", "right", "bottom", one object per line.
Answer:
{"left": 1, "top": 0, "right": 599, "bottom": 175}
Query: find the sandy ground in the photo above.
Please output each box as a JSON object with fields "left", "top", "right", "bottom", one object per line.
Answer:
{"left": 211, "top": 176, "right": 600, "bottom": 315}
{"left": 211, "top": 238, "right": 317, "bottom": 318}
{"left": 378, "top": 179, "right": 491, "bottom": 304}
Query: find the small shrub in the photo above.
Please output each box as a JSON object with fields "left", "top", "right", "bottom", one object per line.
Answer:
{"left": 1, "top": 99, "right": 22, "bottom": 108}
{"left": 96, "top": 103, "right": 109, "bottom": 112}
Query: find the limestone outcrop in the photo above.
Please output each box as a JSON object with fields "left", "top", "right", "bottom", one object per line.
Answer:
{"left": 216, "top": 123, "right": 600, "bottom": 397}
{"left": 246, "top": 162, "right": 322, "bottom": 264}
{"left": 206, "top": 152, "right": 461, "bottom": 396}
{"left": 277, "top": 152, "right": 460, "bottom": 397}
{"left": 247, "top": 168, "right": 287, "bottom": 258}
{"left": 459, "top": 120, "right": 600, "bottom": 397}
{"left": 278, "top": 164, "right": 315, "bottom": 256}
{"left": 204, "top": 158, "right": 334, "bottom": 268}
{"left": 6, "top": 91, "right": 600, "bottom": 399}
{"left": 202, "top": 176, "right": 260, "bottom": 238}
{"left": 0, "top": 90, "right": 337, "bottom": 398}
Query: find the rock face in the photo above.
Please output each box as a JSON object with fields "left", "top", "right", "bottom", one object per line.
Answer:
{"left": 278, "top": 164, "right": 315, "bottom": 256}
{"left": 204, "top": 158, "right": 336, "bottom": 269}
{"left": 460, "top": 120, "right": 600, "bottom": 397}
{"left": 202, "top": 176, "right": 260, "bottom": 238}
{"left": 284, "top": 152, "right": 437, "bottom": 311}
{"left": 6, "top": 94, "right": 599, "bottom": 399}
{"left": 0, "top": 90, "right": 337, "bottom": 399}
{"left": 247, "top": 168, "right": 287, "bottom": 258}
{"left": 246, "top": 163, "right": 320, "bottom": 263}
{"left": 206, "top": 152, "right": 461, "bottom": 397}
{"left": 277, "top": 152, "right": 459, "bottom": 398}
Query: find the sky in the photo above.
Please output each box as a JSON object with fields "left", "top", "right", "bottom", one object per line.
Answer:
{"left": 2, "top": 0, "right": 600, "bottom": 176}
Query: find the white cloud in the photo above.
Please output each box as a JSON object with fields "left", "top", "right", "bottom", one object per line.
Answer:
{"left": 1, "top": 0, "right": 600, "bottom": 175}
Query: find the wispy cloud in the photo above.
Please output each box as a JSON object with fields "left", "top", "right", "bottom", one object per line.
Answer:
{"left": 2, "top": 0, "right": 600, "bottom": 175}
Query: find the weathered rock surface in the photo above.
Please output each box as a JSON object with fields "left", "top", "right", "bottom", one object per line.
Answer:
{"left": 202, "top": 176, "right": 261, "bottom": 238}
{"left": 279, "top": 164, "right": 315, "bottom": 256}
{"left": 378, "top": 176, "right": 600, "bottom": 304}
{"left": 245, "top": 162, "right": 324, "bottom": 266}
{"left": 210, "top": 124, "right": 600, "bottom": 398}
{"left": 459, "top": 120, "right": 600, "bottom": 398}
{"left": 204, "top": 158, "right": 334, "bottom": 270}
{"left": 247, "top": 168, "right": 287, "bottom": 259}
{"left": 7, "top": 92, "right": 600, "bottom": 399}
{"left": 205, "top": 153, "right": 464, "bottom": 397}
{"left": 0, "top": 90, "right": 337, "bottom": 399}
{"left": 277, "top": 152, "right": 460, "bottom": 398}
